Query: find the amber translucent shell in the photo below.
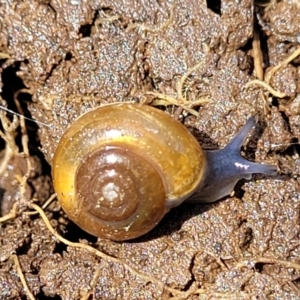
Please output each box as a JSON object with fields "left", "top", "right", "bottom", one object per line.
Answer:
{"left": 52, "top": 103, "right": 205, "bottom": 240}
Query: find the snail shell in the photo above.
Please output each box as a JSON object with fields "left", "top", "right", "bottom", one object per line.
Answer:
{"left": 52, "top": 103, "right": 206, "bottom": 240}
{"left": 53, "top": 103, "right": 276, "bottom": 241}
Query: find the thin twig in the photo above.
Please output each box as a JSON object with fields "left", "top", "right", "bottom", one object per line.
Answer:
{"left": 265, "top": 47, "right": 300, "bottom": 84}
{"left": 0, "top": 52, "right": 10, "bottom": 59}
{"left": 80, "top": 268, "right": 101, "bottom": 300}
{"left": 245, "top": 79, "right": 286, "bottom": 98}
{"left": 252, "top": 29, "right": 264, "bottom": 81}
{"left": 0, "top": 202, "right": 19, "bottom": 223}
{"left": 235, "top": 256, "right": 300, "bottom": 271}
{"left": 146, "top": 57, "right": 210, "bottom": 116}
{"left": 14, "top": 93, "right": 33, "bottom": 202}
{"left": 245, "top": 47, "right": 300, "bottom": 107}
{"left": 28, "top": 203, "right": 185, "bottom": 297}
{"left": 10, "top": 255, "right": 35, "bottom": 300}
{"left": 0, "top": 111, "right": 19, "bottom": 176}
{"left": 24, "top": 193, "right": 57, "bottom": 216}
{"left": 146, "top": 92, "right": 201, "bottom": 116}
{"left": 177, "top": 60, "right": 204, "bottom": 101}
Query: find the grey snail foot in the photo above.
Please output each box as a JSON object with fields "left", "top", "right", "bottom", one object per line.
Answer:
{"left": 189, "top": 117, "right": 277, "bottom": 203}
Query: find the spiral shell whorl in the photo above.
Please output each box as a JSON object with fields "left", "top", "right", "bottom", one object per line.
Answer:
{"left": 74, "top": 146, "right": 166, "bottom": 240}
{"left": 52, "top": 103, "right": 205, "bottom": 240}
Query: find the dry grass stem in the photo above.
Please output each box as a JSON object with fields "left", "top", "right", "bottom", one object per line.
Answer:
{"left": 146, "top": 92, "right": 201, "bottom": 116}
{"left": 265, "top": 47, "right": 300, "bottom": 84}
{"left": 177, "top": 60, "right": 210, "bottom": 107}
{"left": 0, "top": 111, "right": 19, "bottom": 175}
{"left": 246, "top": 47, "right": 300, "bottom": 109}
{"left": 126, "top": 1, "right": 174, "bottom": 32}
{"left": 177, "top": 61, "right": 204, "bottom": 101}
{"left": 245, "top": 79, "right": 286, "bottom": 98}
{"left": 252, "top": 29, "right": 264, "bottom": 81}
{"left": 0, "top": 94, "right": 33, "bottom": 221}
{"left": 235, "top": 256, "right": 300, "bottom": 271}
{"left": 10, "top": 254, "right": 35, "bottom": 300}
{"left": 95, "top": 14, "right": 120, "bottom": 26}
{"left": 0, "top": 52, "right": 10, "bottom": 59}
{"left": 255, "top": 0, "right": 277, "bottom": 11}
{"left": 14, "top": 93, "right": 33, "bottom": 201}
{"left": 0, "top": 202, "right": 19, "bottom": 223}
{"left": 0, "top": 138, "right": 14, "bottom": 176}
{"left": 146, "top": 59, "right": 211, "bottom": 117}
{"left": 29, "top": 203, "right": 184, "bottom": 297}
{"left": 80, "top": 268, "right": 101, "bottom": 300}
{"left": 28, "top": 201, "right": 281, "bottom": 299}
{"left": 24, "top": 193, "right": 57, "bottom": 216}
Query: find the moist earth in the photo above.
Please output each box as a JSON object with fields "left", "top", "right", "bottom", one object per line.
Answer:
{"left": 0, "top": 0, "right": 300, "bottom": 299}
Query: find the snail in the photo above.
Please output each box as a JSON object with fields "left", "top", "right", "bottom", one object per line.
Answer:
{"left": 52, "top": 103, "right": 276, "bottom": 241}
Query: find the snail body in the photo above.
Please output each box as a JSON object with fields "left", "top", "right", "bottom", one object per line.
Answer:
{"left": 52, "top": 103, "right": 276, "bottom": 241}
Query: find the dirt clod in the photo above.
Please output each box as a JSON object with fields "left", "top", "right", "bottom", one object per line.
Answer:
{"left": 0, "top": 1, "right": 300, "bottom": 299}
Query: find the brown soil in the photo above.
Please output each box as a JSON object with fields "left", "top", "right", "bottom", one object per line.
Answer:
{"left": 0, "top": 0, "right": 300, "bottom": 299}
